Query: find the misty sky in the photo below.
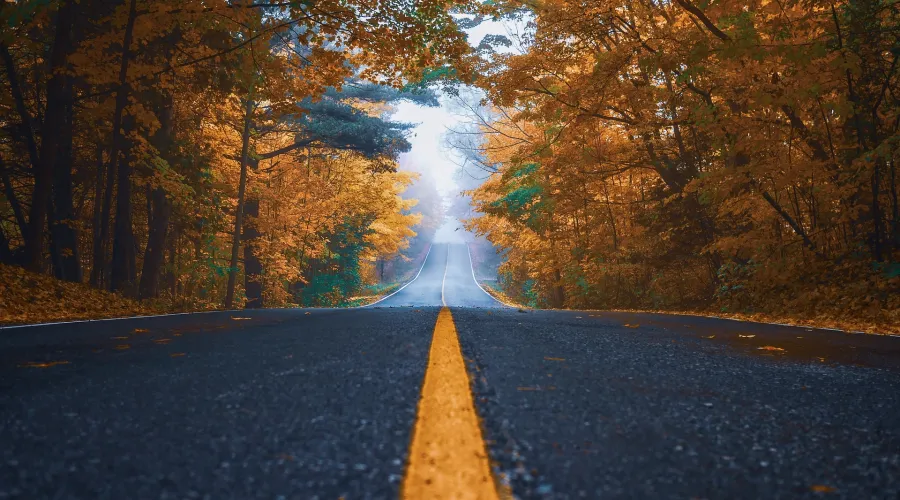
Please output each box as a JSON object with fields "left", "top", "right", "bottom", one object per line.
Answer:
{"left": 390, "top": 19, "right": 515, "bottom": 199}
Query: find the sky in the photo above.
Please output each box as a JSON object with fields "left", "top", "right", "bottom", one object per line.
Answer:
{"left": 390, "top": 19, "right": 514, "bottom": 199}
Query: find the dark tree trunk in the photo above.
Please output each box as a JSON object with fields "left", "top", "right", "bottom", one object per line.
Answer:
{"left": 871, "top": 158, "right": 883, "bottom": 261}
{"left": 165, "top": 226, "right": 177, "bottom": 294}
{"left": 224, "top": 98, "right": 254, "bottom": 309}
{"left": 243, "top": 192, "right": 263, "bottom": 309}
{"left": 23, "top": 0, "right": 75, "bottom": 272}
{"left": 90, "top": 143, "right": 105, "bottom": 285}
{"left": 138, "top": 94, "right": 175, "bottom": 299}
{"left": 106, "top": 0, "right": 138, "bottom": 292}
{"left": 0, "top": 226, "right": 11, "bottom": 263}
{"left": 92, "top": 135, "right": 116, "bottom": 288}
{"left": 139, "top": 185, "right": 171, "bottom": 298}
{"left": 0, "top": 157, "right": 27, "bottom": 244}
{"left": 110, "top": 142, "right": 136, "bottom": 293}
{"left": 49, "top": 81, "right": 82, "bottom": 282}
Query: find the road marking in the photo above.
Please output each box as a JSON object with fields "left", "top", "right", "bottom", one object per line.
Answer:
{"left": 0, "top": 309, "right": 241, "bottom": 331}
{"left": 363, "top": 244, "right": 433, "bottom": 307}
{"left": 402, "top": 307, "right": 500, "bottom": 499}
{"left": 465, "top": 243, "right": 513, "bottom": 308}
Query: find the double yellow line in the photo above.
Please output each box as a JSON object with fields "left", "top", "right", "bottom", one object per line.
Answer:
{"left": 401, "top": 307, "right": 508, "bottom": 499}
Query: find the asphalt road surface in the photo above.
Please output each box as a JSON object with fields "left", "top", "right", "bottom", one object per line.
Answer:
{"left": 2, "top": 242, "right": 899, "bottom": 499}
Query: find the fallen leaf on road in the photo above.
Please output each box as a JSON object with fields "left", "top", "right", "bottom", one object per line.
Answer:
{"left": 231, "top": 316, "right": 251, "bottom": 320}
{"left": 111, "top": 336, "right": 128, "bottom": 340}
{"left": 304, "top": 312, "right": 310, "bottom": 315}
{"left": 704, "top": 335, "right": 716, "bottom": 339}
{"left": 623, "top": 323, "right": 640, "bottom": 328}
{"left": 758, "top": 346, "right": 785, "bottom": 352}
{"left": 170, "top": 352, "right": 186, "bottom": 357}
{"left": 738, "top": 334, "right": 756, "bottom": 338}
{"left": 153, "top": 339, "right": 171, "bottom": 344}
{"left": 810, "top": 485, "right": 835, "bottom": 493}
{"left": 576, "top": 316, "right": 583, "bottom": 319}
{"left": 544, "top": 357, "right": 566, "bottom": 361}
{"left": 133, "top": 328, "right": 148, "bottom": 333}
{"left": 114, "top": 344, "right": 130, "bottom": 350}
{"left": 517, "top": 387, "right": 538, "bottom": 391}
{"left": 18, "top": 360, "right": 69, "bottom": 368}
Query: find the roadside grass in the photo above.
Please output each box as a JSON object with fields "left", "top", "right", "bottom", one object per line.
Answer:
{"left": 343, "top": 281, "right": 405, "bottom": 307}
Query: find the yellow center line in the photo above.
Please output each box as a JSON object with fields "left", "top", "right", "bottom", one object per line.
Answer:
{"left": 402, "top": 307, "right": 503, "bottom": 499}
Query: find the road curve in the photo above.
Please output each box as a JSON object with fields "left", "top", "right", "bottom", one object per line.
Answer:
{"left": 2, "top": 242, "right": 900, "bottom": 499}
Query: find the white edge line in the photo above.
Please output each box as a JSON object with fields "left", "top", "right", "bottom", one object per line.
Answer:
{"left": 361, "top": 244, "right": 434, "bottom": 308}
{"left": 0, "top": 308, "right": 244, "bottom": 331}
{"left": 465, "top": 243, "right": 513, "bottom": 308}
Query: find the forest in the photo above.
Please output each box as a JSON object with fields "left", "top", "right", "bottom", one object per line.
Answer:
{"left": 0, "top": 0, "right": 898, "bottom": 329}
{"left": 0, "top": 0, "right": 463, "bottom": 314}
{"left": 463, "top": 0, "right": 900, "bottom": 328}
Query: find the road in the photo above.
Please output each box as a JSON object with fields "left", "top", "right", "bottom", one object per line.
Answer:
{"left": 1, "top": 242, "right": 899, "bottom": 499}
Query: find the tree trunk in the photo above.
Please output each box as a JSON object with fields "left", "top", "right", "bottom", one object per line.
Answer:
{"left": 49, "top": 80, "right": 82, "bottom": 282}
{"left": 138, "top": 94, "right": 175, "bottom": 299}
{"left": 110, "top": 142, "right": 137, "bottom": 293}
{"left": 139, "top": 185, "right": 171, "bottom": 298}
{"left": 243, "top": 192, "right": 263, "bottom": 309}
{"left": 23, "top": 0, "right": 75, "bottom": 272}
{"left": 871, "top": 158, "right": 883, "bottom": 261}
{"left": 0, "top": 157, "right": 27, "bottom": 245}
{"left": 224, "top": 98, "right": 255, "bottom": 309}
{"left": 0, "top": 225, "right": 11, "bottom": 263}
{"left": 106, "top": 0, "right": 138, "bottom": 293}
{"left": 92, "top": 137, "right": 116, "bottom": 288}
{"left": 90, "top": 143, "right": 105, "bottom": 284}
{"left": 165, "top": 226, "right": 177, "bottom": 295}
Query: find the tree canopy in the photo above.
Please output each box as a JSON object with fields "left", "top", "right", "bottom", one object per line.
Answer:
{"left": 462, "top": 0, "right": 899, "bottom": 325}
{"left": 0, "top": 0, "right": 473, "bottom": 308}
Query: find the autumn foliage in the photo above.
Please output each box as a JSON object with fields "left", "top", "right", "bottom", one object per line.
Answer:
{"left": 466, "top": 0, "right": 899, "bottom": 328}
{"left": 0, "top": 0, "right": 471, "bottom": 312}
